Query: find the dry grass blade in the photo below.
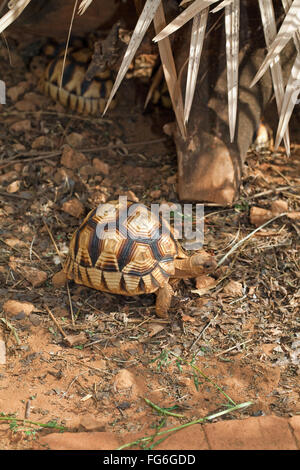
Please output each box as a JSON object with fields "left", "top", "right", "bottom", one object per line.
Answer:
{"left": 78, "top": 0, "right": 94, "bottom": 15}
{"left": 0, "top": 0, "right": 31, "bottom": 33}
{"left": 225, "top": 0, "right": 239, "bottom": 142}
{"left": 154, "top": 2, "right": 186, "bottom": 137}
{"left": 251, "top": 0, "right": 300, "bottom": 88}
{"left": 217, "top": 212, "right": 288, "bottom": 267}
{"left": 59, "top": 0, "right": 78, "bottom": 89}
{"left": 275, "top": 53, "right": 300, "bottom": 148}
{"left": 153, "top": 0, "right": 219, "bottom": 43}
{"left": 184, "top": 7, "right": 208, "bottom": 124}
{"left": 103, "top": 0, "right": 161, "bottom": 115}
{"left": 258, "top": 0, "right": 290, "bottom": 155}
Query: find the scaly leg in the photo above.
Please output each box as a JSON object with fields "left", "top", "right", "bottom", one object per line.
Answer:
{"left": 155, "top": 283, "right": 174, "bottom": 318}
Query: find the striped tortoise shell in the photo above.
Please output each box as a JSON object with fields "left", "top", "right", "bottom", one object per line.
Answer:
{"left": 40, "top": 45, "right": 115, "bottom": 115}
{"left": 63, "top": 200, "right": 181, "bottom": 296}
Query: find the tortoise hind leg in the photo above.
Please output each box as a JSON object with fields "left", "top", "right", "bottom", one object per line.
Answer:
{"left": 155, "top": 283, "right": 174, "bottom": 318}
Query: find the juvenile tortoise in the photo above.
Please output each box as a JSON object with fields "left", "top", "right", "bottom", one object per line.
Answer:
{"left": 54, "top": 199, "right": 217, "bottom": 317}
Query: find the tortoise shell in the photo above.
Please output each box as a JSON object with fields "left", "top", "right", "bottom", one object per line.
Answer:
{"left": 63, "top": 199, "right": 179, "bottom": 296}
{"left": 40, "top": 45, "right": 115, "bottom": 115}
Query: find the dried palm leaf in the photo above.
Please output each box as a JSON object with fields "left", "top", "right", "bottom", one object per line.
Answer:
{"left": 153, "top": 2, "right": 186, "bottom": 137}
{"left": 103, "top": 0, "right": 161, "bottom": 115}
{"left": 275, "top": 53, "right": 300, "bottom": 148}
{"left": 0, "top": 0, "right": 31, "bottom": 33}
{"left": 251, "top": 0, "right": 300, "bottom": 88}
{"left": 153, "top": 0, "right": 219, "bottom": 43}
{"left": 78, "top": 0, "right": 94, "bottom": 15}
{"left": 281, "top": 0, "right": 300, "bottom": 52}
{"left": 224, "top": 0, "right": 239, "bottom": 142}
{"left": 184, "top": 7, "right": 209, "bottom": 124}
{"left": 258, "top": 0, "right": 290, "bottom": 155}
{"left": 211, "top": 0, "right": 234, "bottom": 14}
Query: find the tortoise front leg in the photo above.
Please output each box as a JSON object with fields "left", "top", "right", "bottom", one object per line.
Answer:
{"left": 155, "top": 283, "right": 174, "bottom": 318}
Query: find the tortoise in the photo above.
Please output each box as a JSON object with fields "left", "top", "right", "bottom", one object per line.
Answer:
{"left": 39, "top": 44, "right": 115, "bottom": 115}
{"left": 54, "top": 199, "right": 217, "bottom": 317}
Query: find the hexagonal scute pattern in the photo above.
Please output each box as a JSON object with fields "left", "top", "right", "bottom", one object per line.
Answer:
{"left": 63, "top": 200, "right": 179, "bottom": 295}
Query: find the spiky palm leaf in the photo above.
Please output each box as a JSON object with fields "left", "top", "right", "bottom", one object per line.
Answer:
{"left": 0, "top": 0, "right": 299, "bottom": 154}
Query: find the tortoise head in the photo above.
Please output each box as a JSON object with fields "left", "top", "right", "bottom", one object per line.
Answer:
{"left": 173, "top": 249, "right": 217, "bottom": 279}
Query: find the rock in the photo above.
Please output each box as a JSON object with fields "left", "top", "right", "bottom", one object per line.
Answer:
{"left": 29, "top": 314, "right": 42, "bottom": 326}
{"left": 66, "top": 132, "right": 84, "bottom": 147}
{"left": 22, "top": 267, "right": 48, "bottom": 287}
{"left": 52, "top": 270, "right": 67, "bottom": 288}
{"left": 61, "top": 145, "right": 88, "bottom": 169}
{"left": 23, "top": 92, "right": 49, "bottom": 107}
{"left": 92, "top": 158, "right": 110, "bottom": 175}
{"left": 0, "top": 171, "right": 18, "bottom": 184}
{"left": 250, "top": 207, "right": 273, "bottom": 226}
{"left": 287, "top": 211, "right": 300, "bottom": 221}
{"left": 12, "top": 143, "right": 26, "bottom": 152}
{"left": 7, "top": 181, "right": 21, "bottom": 193}
{"left": 7, "top": 81, "right": 29, "bottom": 101}
{"left": 53, "top": 167, "right": 75, "bottom": 184}
{"left": 31, "top": 136, "right": 51, "bottom": 149}
{"left": 62, "top": 198, "right": 85, "bottom": 218}
{"left": 113, "top": 369, "right": 139, "bottom": 398}
{"left": 78, "top": 165, "right": 95, "bottom": 178}
{"left": 4, "top": 238, "right": 27, "bottom": 248}
{"left": 15, "top": 99, "right": 37, "bottom": 112}
{"left": 2, "top": 300, "right": 35, "bottom": 317}
{"left": 9, "top": 119, "right": 31, "bottom": 133}
{"left": 271, "top": 199, "right": 288, "bottom": 216}
{"left": 64, "top": 332, "right": 87, "bottom": 347}
{"left": 223, "top": 280, "right": 243, "bottom": 297}
{"left": 150, "top": 189, "right": 162, "bottom": 199}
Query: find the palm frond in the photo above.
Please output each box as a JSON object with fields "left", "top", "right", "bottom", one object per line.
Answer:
{"left": 224, "top": 0, "right": 239, "bottom": 142}
{"left": 78, "top": 0, "right": 94, "bottom": 15}
{"left": 0, "top": 0, "right": 31, "bottom": 33}
{"left": 103, "top": 0, "right": 161, "bottom": 115}
{"left": 153, "top": 2, "right": 186, "bottom": 137}
{"left": 184, "top": 7, "right": 209, "bottom": 124}
{"left": 258, "top": 0, "right": 290, "bottom": 155}
{"left": 275, "top": 53, "right": 300, "bottom": 148}
{"left": 251, "top": 0, "right": 300, "bottom": 88}
{"left": 153, "top": 0, "right": 219, "bottom": 43}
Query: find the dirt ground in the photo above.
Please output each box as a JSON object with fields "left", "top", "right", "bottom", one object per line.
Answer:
{"left": 0, "top": 39, "right": 299, "bottom": 450}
